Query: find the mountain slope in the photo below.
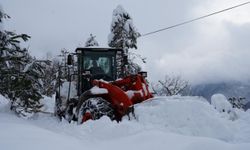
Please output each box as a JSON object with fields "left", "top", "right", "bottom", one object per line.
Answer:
{"left": 191, "top": 81, "right": 250, "bottom": 104}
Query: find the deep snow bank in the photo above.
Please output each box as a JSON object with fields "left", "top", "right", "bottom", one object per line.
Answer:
{"left": 1, "top": 95, "right": 250, "bottom": 150}
{"left": 134, "top": 96, "right": 250, "bottom": 142}
{"left": 31, "top": 96, "right": 250, "bottom": 143}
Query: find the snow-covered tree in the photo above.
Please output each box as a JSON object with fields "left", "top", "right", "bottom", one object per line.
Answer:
{"left": 0, "top": 9, "right": 45, "bottom": 118}
{"left": 10, "top": 58, "right": 45, "bottom": 117}
{"left": 57, "top": 49, "right": 69, "bottom": 79}
{"left": 5, "top": 54, "right": 47, "bottom": 118}
{"left": 40, "top": 58, "right": 59, "bottom": 97}
{"left": 108, "top": 5, "right": 140, "bottom": 53}
{"left": 85, "top": 34, "right": 99, "bottom": 47}
{"left": 0, "top": 10, "right": 31, "bottom": 98}
{"left": 108, "top": 5, "right": 141, "bottom": 74}
{"left": 127, "top": 52, "right": 143, "bottom": 74}
{"left": 152, "top": 75, "right": 189, "bottom": 96}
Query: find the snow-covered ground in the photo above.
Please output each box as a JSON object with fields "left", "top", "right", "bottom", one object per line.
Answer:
{"left": 1, "top": 95, "right": 250, "bottom": 150}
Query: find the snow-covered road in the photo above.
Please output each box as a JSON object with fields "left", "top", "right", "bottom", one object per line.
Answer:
{"left": 1, "top": 95, "right": 250, "bottom": 150}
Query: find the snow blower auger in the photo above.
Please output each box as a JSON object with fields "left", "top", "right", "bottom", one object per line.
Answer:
{"left": 55, "top": 48, "right": 153, "bottom": 124}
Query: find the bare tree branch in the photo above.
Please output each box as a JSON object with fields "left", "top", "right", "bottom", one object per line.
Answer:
{"left": 153, "top": 75, "right": 189, "bottom": 96}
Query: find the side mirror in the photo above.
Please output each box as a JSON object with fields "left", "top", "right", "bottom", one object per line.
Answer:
{"left": 67, "top": 54, "right": 73, "bottom": 65}
{"left": 139, "top": 71, "right": 147, "bottom": 78}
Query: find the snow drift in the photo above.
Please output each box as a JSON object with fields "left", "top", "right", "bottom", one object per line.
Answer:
{"left": 1, "top": 95, "right": 250, "bottom": 150}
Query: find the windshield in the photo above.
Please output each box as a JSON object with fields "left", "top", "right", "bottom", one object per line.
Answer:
{"left": 83, "top": 51, "right": 115, "bottom": 80}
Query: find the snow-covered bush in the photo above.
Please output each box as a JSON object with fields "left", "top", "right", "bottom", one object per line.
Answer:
{"left": 228, "top": 97, "right": 246, "bottom": 110}
{"left": 211, "top": 94, "right": 232, "bottom": 113}
{"left": 211, "top": 94, "right": 237, "bottom": 120}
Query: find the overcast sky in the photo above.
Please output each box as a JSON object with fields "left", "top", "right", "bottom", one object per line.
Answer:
{"left": 1, "top": 0, "right": 250, "bottom": 84}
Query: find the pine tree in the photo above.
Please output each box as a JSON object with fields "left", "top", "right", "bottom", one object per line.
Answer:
{"left": 85, "top": 34, "right": 99, "bottom": 47}
{"left": 41, "top": 58, "right": 58, "bottom": 97}
{"left": 0, "top": 9, "right": 30, "bottom": 98}
{"left": 0, "top": 8, "right": 44, "bottom": 118}
{"left": 108, "top": 5, "right": 142, "bottom": 74}
{"left": 10, "top": 57, "right": 46, "bottom": 118}
{"left": 108, "top": 5, "right": 140, "bottom": 54}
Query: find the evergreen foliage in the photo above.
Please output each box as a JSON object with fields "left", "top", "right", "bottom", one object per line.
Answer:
{"left": 0, "top": 9, "right": 44, "bottom": 118}
{"left": 127, "top": 53, "right": 142, "bottom": 74}
{"left": 85, "top": 34, "right": 99, "bottom": 47}
{"left": 108, "top": 5, "right": 140, "bottom": 53}
{"left": 41, "top": 59, "right": 58, "bottom": 96}
{"left": 108, "top": 5, "right": 142, "bottom": 74}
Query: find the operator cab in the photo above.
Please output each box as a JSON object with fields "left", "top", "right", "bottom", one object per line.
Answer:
{"left": 75, "top": 48, "right": 126, "bottom": 95}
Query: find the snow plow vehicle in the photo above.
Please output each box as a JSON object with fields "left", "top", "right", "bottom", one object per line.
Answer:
{"left": 55, "top": 48, "right": 153, "bottom": 124}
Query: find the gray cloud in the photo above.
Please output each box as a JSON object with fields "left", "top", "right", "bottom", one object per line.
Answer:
{"left": 1, "top": 0, "right": 250, "bottom": 84}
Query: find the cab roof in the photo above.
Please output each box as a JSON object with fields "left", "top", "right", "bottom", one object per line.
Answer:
{"left": 75, "top": 47, "right": 123, "bottom": 53}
